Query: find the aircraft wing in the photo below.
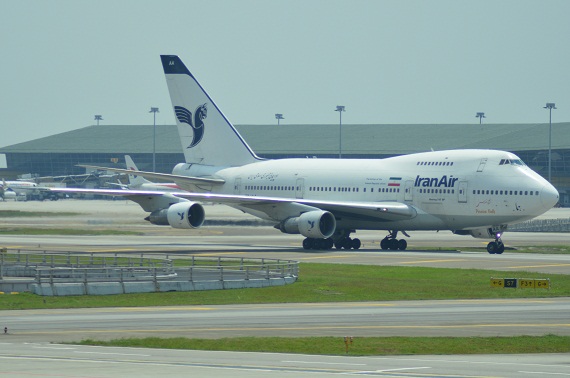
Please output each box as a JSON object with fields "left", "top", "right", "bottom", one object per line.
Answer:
{"left": 51, "top": 187, "right": 416, "bottom": 222}
{"left": 77, "top": 165, "right": 225, "bottom": 186}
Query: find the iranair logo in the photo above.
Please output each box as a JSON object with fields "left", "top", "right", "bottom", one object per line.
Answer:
{"left": 174, "top": 103, "right": 208, "bottom": 148}
{"left": 414, "top": 175, "right": 458, "bottom": 187}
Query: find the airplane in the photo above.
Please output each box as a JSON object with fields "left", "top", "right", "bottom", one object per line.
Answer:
{"left": 1, "top": 178, "right": 61, "bottom": 201}
{"left": 55, "top": 55, "right": 560, "bottom": 254}
{"left": 1, "top": 179, "right": 37, "bottom": 200}
{"left": 106, "top": 155, "right": 181, "bottom": 192}
{"left": 0, "top": 185, "right": 17, "bottom": 201}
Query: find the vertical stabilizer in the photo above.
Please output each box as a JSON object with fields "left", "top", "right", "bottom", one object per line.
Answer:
{"left": 124, "top": 155, "right": 151, "bottom": 187}
{"left": 160, "top": 55, "right": 260, "bottom": 166}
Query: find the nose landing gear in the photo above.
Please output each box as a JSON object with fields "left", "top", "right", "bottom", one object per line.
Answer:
{"left": 486, "top": 233, "right": 505, "bottom": 254}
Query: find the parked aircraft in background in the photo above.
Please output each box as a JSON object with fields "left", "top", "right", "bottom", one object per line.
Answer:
{"left": 1, "top": 178, "right": 62, "bottom": 201}
{"left": 107, "top": 155, "right": 180, "bottom": 192}
{"left": 55, "top": 55, "right": 559, "bottom": 254}
{"left": 2, "top": 179, "right": 37, "bottom": 200}
{"left": 0, "top": 183, "right": 17, "bottom": 201}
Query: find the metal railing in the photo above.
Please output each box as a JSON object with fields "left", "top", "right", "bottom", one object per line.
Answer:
{"left": 510, "top": 217, "right": 570, "bottom": 232}
{"left": 0, "top": 249, "right": 299, "bottom": 285}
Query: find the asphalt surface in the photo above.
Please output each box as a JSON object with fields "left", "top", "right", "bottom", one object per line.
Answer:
{"left": 0, "top": 342, "right": 568, "bottom": 378}
{"left": 1, "top": 199, "right": 569, "bottom": 377}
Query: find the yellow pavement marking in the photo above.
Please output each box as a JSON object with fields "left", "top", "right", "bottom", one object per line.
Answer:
{"left": 400, "top": 259, "right": 465, "bottom": 264}
{"left": 507, "top": 263, "right": 570, "bottom": 269}
{"left": 298, "top": 255, "right": 353, "bottom": 260}
{"left": 17, "top": 323, "right": 570, "bottom": 336}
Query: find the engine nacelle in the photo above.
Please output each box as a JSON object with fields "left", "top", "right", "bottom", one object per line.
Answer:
{"left": 146, "top": 202, "right": 205, "bottom": 229}
{"left": 453, "top": 225, "right": 508, "bottom": 239}
{"left": 279, "top": 210, "right": 336, "bottom": 239}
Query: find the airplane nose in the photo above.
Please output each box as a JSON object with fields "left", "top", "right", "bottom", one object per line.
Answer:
{"left": 540, "top": 184, "right": 559, "bottom": 209}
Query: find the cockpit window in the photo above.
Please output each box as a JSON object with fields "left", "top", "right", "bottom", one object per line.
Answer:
{"left": 499, "top": 158, "right": 526, "bottom": 166}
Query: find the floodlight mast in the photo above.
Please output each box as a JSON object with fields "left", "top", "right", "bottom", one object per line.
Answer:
{"left": 475, "top": 112, "right": 485, "bottom": 124}
{"left": 275, "top": 113, "right": 284, "bottom": 125}
{"left": 544, "top": 102, "right": 556, "bottom": 183}
{"left": 335, "top": 106, "right": 345, "bottom": 159}
{"left": 94, "top": 115, "right": 103, "bottom": 126}
{"left": 150, "top": 107, "right": 159, "bottom": 172}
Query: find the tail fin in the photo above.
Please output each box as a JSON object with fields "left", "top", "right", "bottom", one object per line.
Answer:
{"left": 124, "top": 155, "right": 151, "bottom": 187}
{"left": 161, "top": 55, "right": 260, "bottom": 167}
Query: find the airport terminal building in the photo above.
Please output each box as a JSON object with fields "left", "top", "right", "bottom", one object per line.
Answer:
{"left": 1, "top": 122, "right": 569, "bottom": 206}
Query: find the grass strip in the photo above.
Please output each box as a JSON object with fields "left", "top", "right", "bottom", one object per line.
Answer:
{"left": 2, "top": 264, "right": 569, "bottom": 310}
{"left": 76, "top": 335, "right": 570, "bottom": 355}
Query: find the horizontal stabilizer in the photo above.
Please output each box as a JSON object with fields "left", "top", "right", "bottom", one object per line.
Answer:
{"left": 78, "top": 165, "right": 225, "bottom": 186}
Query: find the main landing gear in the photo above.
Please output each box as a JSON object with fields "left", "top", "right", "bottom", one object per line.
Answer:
{"left": 302, "top": 230, "right": 361, "bottom": 250}
{"left": 380, "top": 230, "right": 408, "bottom": 251}
{"left": 486, "top": 233, "right": 505, "bottom": 254}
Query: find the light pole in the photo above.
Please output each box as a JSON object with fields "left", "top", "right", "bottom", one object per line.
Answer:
{"left": 94, "top": 115, "right": 103, "bottom": 126}
{"left": 149, "top": 107, "right": 159, "bottom": 172}
{"left": 335, "top": 105, "right": 345, "bottom": 159}
{"left": 475, "top": 112, "right": 485, "bottom": 124}
{"left": 544, "top": 103, "right": 556, "bottom": 183}
{"left": 275, "top": 113, "right": 284, "bottom": 125}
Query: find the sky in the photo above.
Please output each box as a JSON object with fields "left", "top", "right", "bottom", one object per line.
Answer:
{"left": 1, "top": 0, "right": 569, "bottom": 148}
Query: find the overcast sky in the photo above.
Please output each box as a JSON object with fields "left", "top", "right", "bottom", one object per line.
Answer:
{"left": 1, "top": 0, "right": 568, "bottom": 148}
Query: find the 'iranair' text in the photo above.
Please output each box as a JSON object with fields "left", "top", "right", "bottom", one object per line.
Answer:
{"left": 414, "top": 175, "right": 459, "bottom": 188}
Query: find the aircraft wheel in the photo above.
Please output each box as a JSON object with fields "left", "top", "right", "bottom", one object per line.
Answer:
{"left": 302, "top": 238, "right": 314, "bottom": 250}
{"left": 496, "top": 242, "right": 505, "bottom": 254}
{"left": 486, "top": 242, "right": 498, "bottom": 254}
{"left": 397, "top": 239, "right": 407, "bottom": 251}
{"left": 352, "top": 238, "right": 361, "bottom": 250}
{"left": 388, "top": 239, "right": 399, "bottom": 250}
{"left": 380, "top": 238, "right": 389, "bottom": 250}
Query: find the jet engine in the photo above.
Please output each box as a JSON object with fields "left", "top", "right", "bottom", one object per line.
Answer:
{"left": 278, "top": 210, "right": 336, "bottom": 239}
{"left": 453, "top": 225, "right": 507, "bottom": 239}
{"left": 146, "top": 202, "right": 205, "bottom": 229}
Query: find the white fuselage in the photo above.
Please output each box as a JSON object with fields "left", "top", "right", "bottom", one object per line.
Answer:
{"left": 1, "top": 181, "right": 38, "bottom": 195}
{"left": 173, "top": 149, "right": 558, "bottom": 232}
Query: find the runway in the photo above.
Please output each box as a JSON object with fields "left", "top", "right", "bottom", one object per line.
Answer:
{"left": 3, "top": 298, "right": 570, "bottom": 343}
{"left": 0, "top": 342, "right": 568, "bottom": 378}
{"left": 2, "top": 200, "right": 570, "bottom": 275}
{"left": 1, "top": 200, "right": 569, "bottom": 377}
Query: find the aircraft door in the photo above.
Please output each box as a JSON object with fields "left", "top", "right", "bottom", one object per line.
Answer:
{"left": 404, "top": 180, "right": 414, "bottom": 201}
{"left": 458, "top": 181, "right": 467, "bottom": 203}
{"left": 234, "top": 178, "right": 242, "bottom": 195}
{"left": 295, "top": 178, "right": 305, "bottom": 199}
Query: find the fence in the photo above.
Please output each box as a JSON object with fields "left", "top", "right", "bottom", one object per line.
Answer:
{"left": 509, "top": 218, "right": 570, "bottom": 232}
{"left": 0, "top": 249, "right": 299, "bottom": 295}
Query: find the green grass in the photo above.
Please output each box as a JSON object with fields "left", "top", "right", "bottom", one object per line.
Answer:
{"left": 2, "top": 264, "right": 569, "bottom": 310}
{"left": 510, "top": 245, "right": 570, "bottom": 254}
{"left": 458, "top": 245, "right": 570, "bottom": 254}
{"left": 75, "top": 335, "right": 570, "bottom": 355}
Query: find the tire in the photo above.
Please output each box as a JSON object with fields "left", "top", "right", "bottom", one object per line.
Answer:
{"left": 302, "top": 238, "right": 314, "bottom": 250}
{"left": 352, "top": 238, "right": 361, "bottom": 250}
{"left": 397, "top": 239, "right": 407, "bottom": 251}
{"left": 380, "top": 238, "right": 389, "bottom": 250}
{"left": 487, "top": 242, "right": 497, "bottom": 254}
{"left": 496, "top": 242, "right": 505, "bottom": 254}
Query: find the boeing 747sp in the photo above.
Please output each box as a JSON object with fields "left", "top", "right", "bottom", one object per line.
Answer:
{"left": 59, "top": 55, "right": 559, "bottom": 254}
